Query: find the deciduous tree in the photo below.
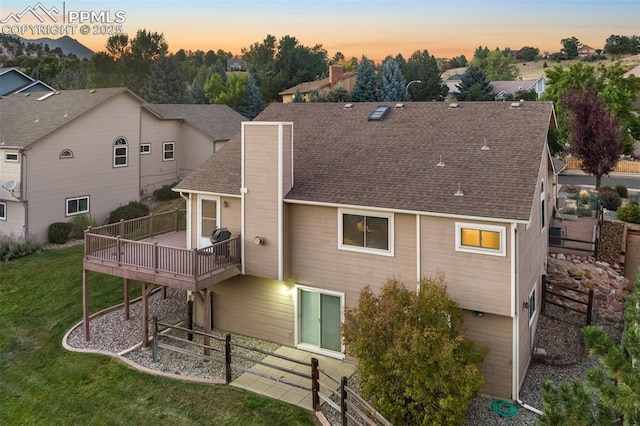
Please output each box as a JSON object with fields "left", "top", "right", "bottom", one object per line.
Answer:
{"left": 343, "top": 276, "right": 487, "bottom": 426}
{"left": 561, "top": 36, "right": 580, "bottom": 59}
{"left": 473, "top": 48, "right": 519, "bottom": 80}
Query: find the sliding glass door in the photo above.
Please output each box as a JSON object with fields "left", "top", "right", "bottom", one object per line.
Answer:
{"left": 298, "top": 287, "right": 342, "bottom": 354}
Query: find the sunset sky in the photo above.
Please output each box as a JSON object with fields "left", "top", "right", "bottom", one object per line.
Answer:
{"left": 2, "top": 0, "right": 639, "bottom": 62}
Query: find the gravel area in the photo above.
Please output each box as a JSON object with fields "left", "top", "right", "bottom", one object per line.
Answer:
{"left": 65, "top": 288, "right": 622, "bottom": 425}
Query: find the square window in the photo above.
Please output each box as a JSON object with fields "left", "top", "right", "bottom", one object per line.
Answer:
{"left": 66, "top": 196, "right": 89, "bottom": 216}
{"left": 4, "top": 152, "right": 19, "bottom": 162}
{"left": 455, "top": 222, "right": 506, "bottom": 256}
{"left": 0, "top": 202, "right": 6, "bottom": 220}
{"left": 163, "top": 142, "right": 175, "bottom": 161}
{"left": 140, "top": 144, "right": 151, "bottom": 154}
{"left": 339, "top": 209, "right": 393, "bottom": 255}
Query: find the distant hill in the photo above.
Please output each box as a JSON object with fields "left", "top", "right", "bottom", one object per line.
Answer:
{"left": 18, "top": 36, "right": 94, "bottom": 60}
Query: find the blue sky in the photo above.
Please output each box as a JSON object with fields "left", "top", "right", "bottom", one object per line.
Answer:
{"left": 2, "top": 1, "right": 638, "bottom": 60}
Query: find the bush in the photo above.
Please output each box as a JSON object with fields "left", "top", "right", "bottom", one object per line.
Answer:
{"left": 599, "top": 189, "right": 622, "bottom": 211}
{"left": 615, "top": 184, "right": 628, "bottom": 199}
{"left": 616, "top": 202, "right": 640, "bottom": 224}
{"left": 108, "top": 201, "right": 150, "bottom": 223}
{"left": 153, "top": 182, "right": 180, "bottom": 201}
{"left": 0, "top": 234, "right": 41, "bottom": 261}
{"left": 69, "top": 214, "right": 98, "bottom": 239}
{"left": 48, "top": 222, "right": 71, "bottom": 244}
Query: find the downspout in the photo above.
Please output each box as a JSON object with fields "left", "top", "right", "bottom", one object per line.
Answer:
{"left": 240, "top": 124, "right": 246, "bottom": 275}
{"left": 20, "top": 150, "right": 27, "bottom": 238}
{"left": 416, "top": 214, "right": 421, "bottom": 290}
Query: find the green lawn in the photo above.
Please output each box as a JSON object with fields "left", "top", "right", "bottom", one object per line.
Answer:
{"left": 0, "top": 245, "right": 319, "bottom": 425}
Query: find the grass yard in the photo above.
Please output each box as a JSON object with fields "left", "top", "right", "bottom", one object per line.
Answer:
{"left": 0, "top": 245, "right": 319, "bottom": 425}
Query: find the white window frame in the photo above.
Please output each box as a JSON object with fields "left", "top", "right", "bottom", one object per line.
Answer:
{"left": 59, "top": 149, "right": 74, "bottom": 159}
{"left": 113, "top": 137, "right": 128, "bottom": 167}
{"left": 140, "top": 143, "right": 151, "bottom": 155}
{"left": 4, "top": 152, "right": 19, "bottom": 162}
{"left": 540, "top": 180, "right": 546, "bottom": 232}
{"left": 66, "top": 196, "right": 89, "bottom": 217}
{"left": 455, "top": 222, "right": 506, "bottom": 257}
{"left": 163, "top": 142, "right": 175, "bottom": 161}
{"left": 528, "top": 287, "right": 537, "bottom": 326}
{"left": 0, "top": 201, "right": 6, "bottom": 220}
{"left": 338, "top": 208, "right": 394, "bottom": 256}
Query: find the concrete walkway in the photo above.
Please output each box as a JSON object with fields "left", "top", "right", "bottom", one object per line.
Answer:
{"left": 230, "top": 346, "right": 357, "bottom": 410}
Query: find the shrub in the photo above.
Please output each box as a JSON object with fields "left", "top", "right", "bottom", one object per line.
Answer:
{"left": 616, "top": 202, "right": 640, "bottom": 224}
{"left": 108, "top": 201, "right": 149, "bottom": 223}
{"left": 614, "top": 184, "right": 628, "bottom": 199}
{"left": 153, "top": 182, "right": 180, "bottom": 201}
{"left": 0, "top": 234, "right": 41, "bottom": 261}
{"left": 69, "top": 214, "right": 98, "bottom": 239}
{"left": 598, "top": 189, "right": 622, "bottom": 211}
{"left": 48, "top": 222, "right": 71, "bottom": 244}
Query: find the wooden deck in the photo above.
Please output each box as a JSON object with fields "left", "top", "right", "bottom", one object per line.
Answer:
{"left": 83, "top": 210, "right": 241, "bottom": 292}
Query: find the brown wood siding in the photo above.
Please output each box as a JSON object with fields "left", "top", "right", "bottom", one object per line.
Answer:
{"left": 195, "top": 275, "right": 295, "bottom": 346}
{"left": 178, "top": 124, "right": 214, "bottom": 177}
{"left": 421, "top": 216, "right": 512, "bottom": 316}
{"left": 140, "top": 109, "right": 180, "bottom": 195}
{"left": 464, "top": 310, "right": 513, "bottom": 399}
{"left": 243, "top": 125, "right": 279, "bottom": 279}
{"left": 290, "top": 204, "right": 416, "bottom": 309}
{"left": 25, "top": 94, "right": 141, "bottom": 242}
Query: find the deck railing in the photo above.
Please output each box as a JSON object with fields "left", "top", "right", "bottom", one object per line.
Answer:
{"left": 84, "top": 210, "right": 240, "bottom": 281}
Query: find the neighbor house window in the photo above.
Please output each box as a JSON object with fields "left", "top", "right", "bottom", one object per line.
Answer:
{"left": 66, "top": 196, "right": 89, "bottom": 216}
{"left": 113, "top": 137, "right": 128, "bottom": 167}
{"left": 339, "top": 209, "right": 393, "bottom": 255}
{"left": 140, "top": 143, "right": 151, "bottom": 154}
{"left": 0, "top": 202, "right": 6, "bottom": 220}
{"left": 59, "top": 149, "right": 73, "bottom": 159}
{"left": 4, "top": 152, "right": 19, "bottom": 162}
{"left": 163, "top": 142, "right": 175, "bottom": 161}
{"left": 455, "top": 222, "right": 506, "bottom": 256}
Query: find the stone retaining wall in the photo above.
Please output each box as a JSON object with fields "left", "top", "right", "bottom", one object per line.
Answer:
{"left": 598, "top": 220, "right": 626, "bottom": 266}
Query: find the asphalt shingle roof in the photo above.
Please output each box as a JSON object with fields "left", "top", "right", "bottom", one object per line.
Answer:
{"left": 176, "top": 101, "right": 555, "bottom": 221}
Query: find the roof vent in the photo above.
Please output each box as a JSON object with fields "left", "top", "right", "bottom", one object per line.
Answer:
{"left": 481, "top": 138, "right": 490, "bottom": 150}
{"left": 448, "top": 103, "right": 459, "bottom": 109}
{"left": 368, "top": 105, "right": 390, "bottom": 121}
{"left": 436, "top": 155, "right": 445, "bottom": 167}
{"left": 510, "top": 102, "right": 521, "bottom": 108}
{"left": 89, "top": 89, "right": 96, "bottom": 93}
{"left": 343, "top": 103, "right": 353, "bottom": 109}
{"left": 454, "top": 182, "right": 464, "bottom": 197}
{"left": 394, "top": 103, "right": 404, "bottom": 109}
{"left": 36, "top": 92, "right": 55, "bottom": 101}
{"left": 24, "top": 93, "right": 31, "bottom": 97}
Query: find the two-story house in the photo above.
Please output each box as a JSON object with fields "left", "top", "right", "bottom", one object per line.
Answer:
{"left": 81, "top": 101, "right": 557, "bottom": 401}
{"left": 0, "top": 88, "right": 245, "bottom": 242}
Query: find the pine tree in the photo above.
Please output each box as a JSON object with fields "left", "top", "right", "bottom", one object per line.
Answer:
{"left": 237, "top": 73, "right": 264, "bottom": 119}
{"left": 142, "top": 55, "right": 187, "bottom": 103}
{"left": 378, "top": 57, "right": 409, "bottom": 102}
{"left": 404, "top": 50, "right": 448, "bottom": 101}
{"left": 190, "top": 65, "right": 209, "bottom": 104}
{"left": 455, "top": 65, "right": 493, "bottom": 101}
{"left": 351, "top": 56, "right": 377, "bottom": 102}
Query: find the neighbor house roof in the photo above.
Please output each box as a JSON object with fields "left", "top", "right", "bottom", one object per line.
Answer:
{"left": 278, "top": 71, "right": 357, "bottom": 96}
{"left": 144, "top": 104, "right": 247, "bottom": 141}
{"left": 176, "top": 101, "right": 555, "bottom": 222}
{"left": 0, "top": 87, "right": 139, "bottom": 149}
{"left": 490, "top": 80, "right": 538, "bottom": 95}
{"left": 0, "top": 67, "right": 55, "bottom": 97}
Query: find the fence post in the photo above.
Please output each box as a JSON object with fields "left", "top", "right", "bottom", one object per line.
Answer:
{"left": 311, "top": 358, "right": 320, "bottom": 411}
{"left": 119, "top": 219, "right": 125, "bottom": 238}
{"left": 149, "top": 212, "right": 154, "bottom": 238}
{"left": 152, "top": 316, "right": 158, "bottom": 363}
{"left": 187, "top": 297, "right": 193, "bottom": 341}
{"left": 341, "top": 376, "right": 348, "bottom": 426}
{"left": 84, "top": 227, "right": 91, "bottom": 259}
{"left": 587, "top": 289, "right": 594, "bottom": 325}
{"left": 225, "top": 333, "right": 232, "bottom": 384}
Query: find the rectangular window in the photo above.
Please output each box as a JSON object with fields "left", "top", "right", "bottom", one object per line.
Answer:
{"left": 4, "top": 152, "right": 19, "bottom": 162}
{"left": 66, "top": 196, "right": 89, "bottom": 216}
{"left": 339, "top": 209, "right": 393, "bottom": 255}
{"left": 455, "top": 222, "right": 506, "bottom": 256}
{"left": 163, "top": 142, "right": 175, "bottom": 161}
{"left": 528, "top": 288, "right": 537, "bottom": 324}
{"left": 140, "top": 144, "right": 151, "bottom": 154}
{"left": 0, "top": 202, "right": 6, "bottom": 220}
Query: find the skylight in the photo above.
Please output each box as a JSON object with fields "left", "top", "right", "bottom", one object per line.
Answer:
{"left": 368, "top": 106, "right": 390, "bottom": 121}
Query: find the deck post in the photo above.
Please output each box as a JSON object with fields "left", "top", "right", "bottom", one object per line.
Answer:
{"left": 149, "top": 213, "right": 154, "bottom": 238}
{"left": 82, "top": 269, "right": 90, "bottom": 341}
{"left": 123, "top": 278, "right": 130, "bottom": 320}
{"left": 152, "top": 316, "right": 158, "bottom": 363}
{"left": 192, "top": 248, "right": 198, "bottom": 278}
{"left": 142, "top": 282, "right": 149, "bottom": 348}
{"left": 341, "top": 376, "right": 348, "bottom": 425}
{"left": 225, "top": 334, "right": 232, "bottom": 384}
{"left": 311, "top": 358, "right": 320, "bottom": 411}
{"left": 187, "top": 295, "right": 194, "bottom": 341}
{"left": 203, "top": 288, "right": 211, "bottom": 357}
{"left": 119, "top": 219, "right": 124, "bottom": 239}
{"left": 174, "top": 208, "right": 179, "bottom": 231}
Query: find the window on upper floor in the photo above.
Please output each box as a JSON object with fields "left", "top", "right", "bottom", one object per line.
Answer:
{"left": 455, "top": 222, "right": 506, "bottom": 256}
{"left": 113, "top": 137, "right": 128, "bottom": 167}
{"left": 140, "top": 143, "right": 151, "bottom": 155}
{"left": 59, "top": 149, "right": 74, "bottom": 159}
{"left": 0, "top": 201, "right": 6, "bottom": 220}
{"left": 66, "top": 196, "right": 89, "bottom": 216}
{"left": 163, "top": 142, "right": 175, "bottom": 161}
{"left": 4, "top": 152, "right": 19, "bottom": 162}
{"left": 338, "top": 209, "right": 394, "bottom": 256}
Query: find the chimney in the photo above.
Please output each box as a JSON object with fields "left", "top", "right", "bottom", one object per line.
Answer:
{"left": 329, "top": 65, "right": 344, "bottom": 88}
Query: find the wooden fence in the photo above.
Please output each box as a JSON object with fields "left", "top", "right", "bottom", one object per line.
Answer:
{"left": 152, "top": 318, "right": 390, "bottom": 426}
{"left": 564, "top": 157, "right": 640, "bottom": 174}
{"left": 542, "top": 280, "right": 594, "bottom": 326}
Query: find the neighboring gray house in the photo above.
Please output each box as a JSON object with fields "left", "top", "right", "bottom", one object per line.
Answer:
{"left": 491, "top": 77, "right": 547, "bottom": 100}
{"left": 0, "top": 88, "right": 245, "bottom": 242}
{"left": 0, "top": 67, "right": 55, "bottom": 98}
